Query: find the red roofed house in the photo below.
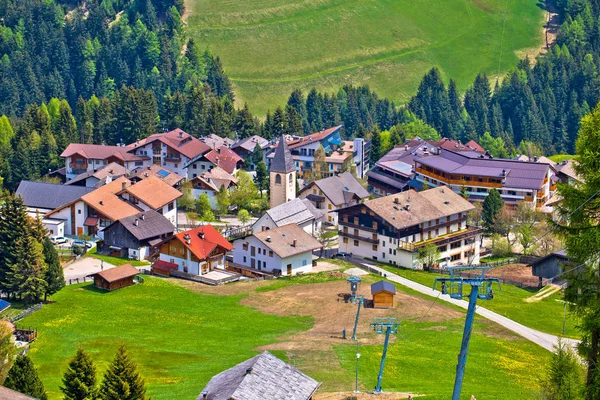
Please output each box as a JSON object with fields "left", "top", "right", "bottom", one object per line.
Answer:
{"left": 158, "top": 225, "right": 233, "bottom": 276}
{"left": 184, "top": 145, "right": 244, "bottom": 179}
{"left": 126, "top": 128, "right": 211, "bottom": 177}
{"left": 61, "top": 144, "right": 150, "bottom": 181}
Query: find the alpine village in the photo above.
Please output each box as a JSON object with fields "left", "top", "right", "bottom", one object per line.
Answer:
{"left": 1, "top": 0, "right": 600, "bottom": 399}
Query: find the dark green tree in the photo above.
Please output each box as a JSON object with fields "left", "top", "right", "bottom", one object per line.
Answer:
{"left": 254, "top": 161, "right": 269, "bottom": 197}
{"left": 482, "top": 189, "right": 504, "bottom": 234}
{"left": 61, "top": 348, "right": 99, "bottom": 400}
{"left": 42, "top": 237, "right": 65, "bottom": 300}
{"left": 99, "top": 345, "right": 146, "bottom": 400}
{"left": 5, "top": 355, "right": 47, "bottom": 400}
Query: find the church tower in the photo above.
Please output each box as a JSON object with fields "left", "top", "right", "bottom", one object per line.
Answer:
{"left": 270, "top": 136, "right": 296, "bottom": 208}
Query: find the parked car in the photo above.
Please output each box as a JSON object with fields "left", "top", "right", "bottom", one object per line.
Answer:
{"left": 50, "top": 236, "right": 68, "bottom": 245}
{"left": 331, "top": 252, "right": 352, "bottom": 259}
{"left": 72, "top": 239, "right": 87, "bottom": 248}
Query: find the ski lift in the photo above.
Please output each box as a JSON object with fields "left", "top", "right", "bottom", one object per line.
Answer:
{"left": 477, "top": 281, "right": 495, "bottom": 300}
{"left": 448, "top": 281, "right": 464, "bottom": 300}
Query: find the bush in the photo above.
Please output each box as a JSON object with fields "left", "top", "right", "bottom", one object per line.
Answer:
{"left": 490, "top": 234, "right": 512, "bottom": 257}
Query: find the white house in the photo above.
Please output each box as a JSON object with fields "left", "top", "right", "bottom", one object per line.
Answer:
{"left": 253, "top": 198, "right": 324, "bottom": 236}
{"left": 117, "top": 176, "right": 182, "bottom": 226}
{"left": 232, "top": 224, "right": 322, "bottom": 276}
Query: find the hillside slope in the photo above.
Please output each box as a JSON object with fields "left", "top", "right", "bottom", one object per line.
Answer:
{"left": 186, "top": 0, "right": 545, "bottom": 114}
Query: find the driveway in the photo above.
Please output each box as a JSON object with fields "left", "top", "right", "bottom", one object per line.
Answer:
{"left": 353, "top": 259, "right": 579, "bottom": 352}
{"left": 63, "top": 257, "right": 116, "bottom": 282}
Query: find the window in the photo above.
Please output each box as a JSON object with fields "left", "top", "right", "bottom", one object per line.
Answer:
{"left": 372, "top": 244, "right": 378, "bottom": 251}
{"left": 354, "top": 217, "right": 359, "bottom": 225}
{"left": 313, "top": 189, "right": 317, "bottom": 194}
{"left": 451, "top": 254, "right": 461, "bottom": 261}
{"left": 389, "top": 248, "right": 392, "bottom": 255}
{"left": 354, "top": 240, "right": 359, "bottom": 247}
{"left": 78, "top": 209, "right": 81, "bottom": 214}
{"left": 135, "top": 161, "right": 143, "bottom": 166}
{"left": 193, "top": 164, "right": 197, "bottom": 169}
{"left": 373, "top": 221, "right": 378, "bottom": 229}
{"left": 243, "top": 256, "right": 247, "bottom": 263}
{"left": 257, "top": 260, "right": 261, "bottom": 268}
{"left": 243, "top": 242, "right": 248, "bottom": 251}
{"left": 289, "top": 174, "right": 293, "bottom": 183}
{"left": 354, "top": 229, "right": 359, "bottom": 236}
{"left": 450, "top": 241, "right": 462, "bottom": 250}
{"left": 382, "top": 252, "right": 385, "bottom": 259}
{"left": 275, "top": 174, "right": 281, "bottom": 184}
{"left": 328, "top": 204, "right": 332, "bottom": 210}
{"left": 438, "top": 245, "right": 447, "bottom": 252}
{"left": 180, "top": 248, "right": 185, "bottom": 256}
{"left": 168, "top": 202, "right": 174, "bottom": 211}
{"left": 302, "top": 259, "right": 307, "bottom": 266}
{"left": 361, "top": 208, "right": 366, "bottom": 214}
{"left": 269, "top": 250, "right": 273, "bottom": 257}
{"left": 343, "top": 237, "right": 348, "bottom": 244}
{"left": 201, "top": 165, "right": 206, "bottom": 170}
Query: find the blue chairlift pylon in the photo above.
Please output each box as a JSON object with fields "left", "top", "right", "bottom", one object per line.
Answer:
{"left": 370, "top": 318, "right": 399, "bottom": 393}
{"left": 433, "top": 266, "right": 501, "bottom": 400}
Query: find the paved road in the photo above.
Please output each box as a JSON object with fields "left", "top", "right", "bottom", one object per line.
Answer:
{"left": 354, "top": 259, "right": 579, "bottom": 352}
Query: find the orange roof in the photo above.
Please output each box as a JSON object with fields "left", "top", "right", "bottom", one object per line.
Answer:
{"left": 122, "top": 176, "right": 182, "bottom": 210}
{"left": 60, "top": 144, "right": 147, "bottom": 162}
{"left": 80, "top": 177, "right": 140, "bottom": 221}
{"left": 173, "top": 225, "right": 233, "bottom": 260}
{"left": 127, "top": 129, "right": 210, "bottom": 159}
{"left": 93, "top": 264, "right": 139, "bottom": 283}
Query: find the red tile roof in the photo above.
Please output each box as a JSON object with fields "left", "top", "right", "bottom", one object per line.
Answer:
{"left": 203, "top": 146, "right": 243, "bottom": 174}
{"left": 60, "top": 144, "right": 148, "bottom": 162}
{"left": 286, "top": 125, "right": 342, "bottom": 149}
{"left": 174, "top": 225, "right": 233, "bottom": 260}
{"left": 152, "top": 260, "right": 179, "bottom": 271}
{"left": 127, "top": 129, "right": 210, "bottom": 159}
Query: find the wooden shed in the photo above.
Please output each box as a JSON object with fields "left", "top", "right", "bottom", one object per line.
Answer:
{"left": 371, "top": 281, "right": 396, "bottom": 308}
{"left": 151, "top": 260, "right": 179, "bottom": 277}
{"left": 92, "top": 264, "right": 140, "bottom": 291}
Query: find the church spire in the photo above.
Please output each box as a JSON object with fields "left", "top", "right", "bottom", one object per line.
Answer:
{"left": 270, "top": 136, "right": 295, "bottom": 173}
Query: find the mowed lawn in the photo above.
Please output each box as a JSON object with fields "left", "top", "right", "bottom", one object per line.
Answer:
{"left": 21, "top": 278, "right": 312, "bottom": 400}
{"left": 335, "top": 318, "right": 551, "bottom": 399}
{"left": 186, "top": 0, "right": 545, "bottom": 114}
{"left": 378, "top": 264, "right": 580, "bottom": 338}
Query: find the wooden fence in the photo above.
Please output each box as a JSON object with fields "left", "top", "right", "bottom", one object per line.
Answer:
{"left": 10, "top": 304, "right": 42, "bottom": 323}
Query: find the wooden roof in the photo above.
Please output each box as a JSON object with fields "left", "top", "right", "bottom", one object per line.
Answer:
{"left": 93, "top": 264, "right": 139, "bottom": 283}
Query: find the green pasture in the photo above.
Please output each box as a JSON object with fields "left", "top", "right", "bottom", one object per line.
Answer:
{"left": 186, "top": 0, "right": 545, "bottom": 114}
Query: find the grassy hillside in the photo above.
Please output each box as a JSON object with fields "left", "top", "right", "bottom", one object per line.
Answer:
{"left": 186, "top": 0, "right": 545, "bottom": 115}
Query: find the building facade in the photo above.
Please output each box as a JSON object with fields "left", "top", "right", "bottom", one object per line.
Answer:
{"left": 269, "top": 135, "right": 296, "bottom": 208}
{"left": 337, "top": 187, "right": 481, "bottom": 269}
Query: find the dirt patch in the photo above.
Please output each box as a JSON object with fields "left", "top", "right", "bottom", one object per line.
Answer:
{"left": 486, "top": 264, "right": 539, "bottom": 287}
{"left": 172, "top": 277, "right": 277, "bottom": 296}
{"left": 313, "top": 261, "right": 343, "bottom": 273}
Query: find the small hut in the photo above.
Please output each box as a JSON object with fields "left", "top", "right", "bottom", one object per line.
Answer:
{"left": 92, "top": 264, "right": 139, "bottom": 291}
{"left": 371, "top": 281, "right": 396, "bottom": 308}
{"left": 151, "top": 260, "right": 179, "bottom": 277}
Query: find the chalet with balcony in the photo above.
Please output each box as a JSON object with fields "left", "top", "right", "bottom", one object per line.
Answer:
{"left": 413, "top": 149, "right": 554, "bottom": 209}
{"left": 266, "top": 126, "right": 371, "bottom": 178}
{"left": 337, "top": 186, "right": 480, "bottom": 269}
{"left": 129, "top": 164, "right": 185, "bottom": 188}
{"left": 299, "top": 172, "right": 369, "bottom": 225}
{"left": 127, "top": 128, "right": 211, "bottom": 177}
{"left": 253, "top": 198, "right": 324, "bottom": 236}
{"left": 158, "top": 225, "right": 233, "bottom": 276}
{"left": 117, "top": 176, "right": 182, "bottom": 226}
{"left": 184, "top": 145, "right": 244, "bottom": 178}
{"left": 61, "top": 144, "right": 149, "bottom": 180}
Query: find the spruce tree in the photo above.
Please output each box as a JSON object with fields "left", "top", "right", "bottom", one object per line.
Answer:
{"left": 99, "top": 345, "right": 146, "bottom": 400}
{"left": 4, "top": 355, "right": 47, "bottom": 400}
{"left": 369, "top": 126, "right": 382, "bottom": 164}
{"left": 42, "top": 237, "right": 64, "bottom": 300}
{"left": 482, "top": 189, "right": 504, "bottom": 235}
{"left": 61, "top": 348, "right": 99, "bottom": 400}
{"left": 254, "top": 161, "right": 269, "bottom": 197}
{"left": 0, "top": 195, "right": 33, "bottom": 294}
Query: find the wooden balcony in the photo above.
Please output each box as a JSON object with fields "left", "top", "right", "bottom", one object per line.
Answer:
{"left": 338, "top": 230, "right": 379, "bottom": 244}
{"left": 339, "top": 221, "right": 377, "bottom": 233}
{"left": 398, "top": 227, "right": 483, "bottom": 253}
{"left": 415, "top": 167, "right": 502, "bottom": 189}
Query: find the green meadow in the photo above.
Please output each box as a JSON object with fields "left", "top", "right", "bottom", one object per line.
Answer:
{"left": 186, "top": 0, "right": 545, "bottom": 114}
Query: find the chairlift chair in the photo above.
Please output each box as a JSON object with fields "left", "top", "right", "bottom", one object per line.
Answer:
{"left": 477, "top": 281, "right": 494, "bottom": 300}
{"left": 448, "top": 280, "right": 463, "bottom": 299}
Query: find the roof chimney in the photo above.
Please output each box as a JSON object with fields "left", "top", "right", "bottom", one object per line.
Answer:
{"left": 245, "top": 367, "right": 253, "bottom": 375}
{"left": 99, "top": 200, "right": 103, "bottom": 206}
{"left": 405, "top": 204, "right": 411, "bottom": 211}
{"left": 141, "top": 214, "right": 145, "bottom": 221}
{"left": 266, "top": 235, "right": 271, "bottom": 242}
{"left": 144, "top": 172, "right": 149, "bottom": 177}
{"left": 292, "top": 239, "right": 297, "bottom": 247}
{"left": 122, "top": 181, "right": 127, "bottom": 190}
{"left": 134, "top": 218, "right": 139, "bottom": 226}
{"left": 179, "top": 131, "right": 183, "bottom": 137}
{"left": 404, "top": 145, "right": 408, "bottom": 151}
{"left": 394, "top": 198, "right": 399, "bottom": 204}
{"left": 184, "top": 233, "right": 191, "bottom": 245}
{"left": 198, "top": 231, "right": 205, "bottom": 240}
{"left": 201, "top": 391, "right": 208, "bottom": 399}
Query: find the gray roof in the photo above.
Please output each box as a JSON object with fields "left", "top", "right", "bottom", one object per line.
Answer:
{"left": 16, "top": 181, "right": 94, "bottom": 210}
{"left": 0, "top": 386, "right": 38, "bottom": 399}
{"left": 416, "top": 150, "right": 549, "bottom": 190}
{"left": 270, "top": 136, "right": 295, "bottom": 173}
{"left": 265, "top": 198, "right": 323, "bottom": 227}
{"left": 232, "top": 135, "right": 269, "bottom": 153}
{"left": 198, "top": 351, "right": 320, "bottom": 400}
{"left": 113, "top": 210, "right": 174, "bottom": 241}
{"left": 530, "top": 250, "right": 569, "bottom": 267}
{"left": 371, "top": 280, "right": 396, "bottom": 295}
{"left": 64, "top": 162, "right": 127, "bottom": 186}
{"left": 311, "top": 172, "right": 369, "bottom": 206}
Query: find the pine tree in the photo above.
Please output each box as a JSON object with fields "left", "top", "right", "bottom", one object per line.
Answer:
{"left": 369, "top": 126, "right": 382, "bottom": 164}
{"left": 254, "top": 161, "right": 269, "bottom": 197}
{"left": 5, "top": 355, "right": 47, "bottom": 400}
{"left": 43, "top": 237, "right": 64, "bottom": 300}
{"left": 99, "top": 345, "right": 146, "bottom": 400}
{"left": 61, "top": 348, "right": 99, "bottom": 400}
{"left": 0, "top": 320, "right": 15, "bottom": 384}
{"left": 482, "top": 189, "right": 504, "bottom": 235}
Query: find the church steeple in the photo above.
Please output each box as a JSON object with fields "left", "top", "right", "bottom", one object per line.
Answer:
{"left": 270, "top": 136, "right": 295, "bottom": 174}
{"left": 269, "top": 136, "right": 297, "bottom": 208}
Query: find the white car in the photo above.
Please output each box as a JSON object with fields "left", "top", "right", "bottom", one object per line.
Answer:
{"left": 51, "top": 236, "right": 68, "bottom": 245}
